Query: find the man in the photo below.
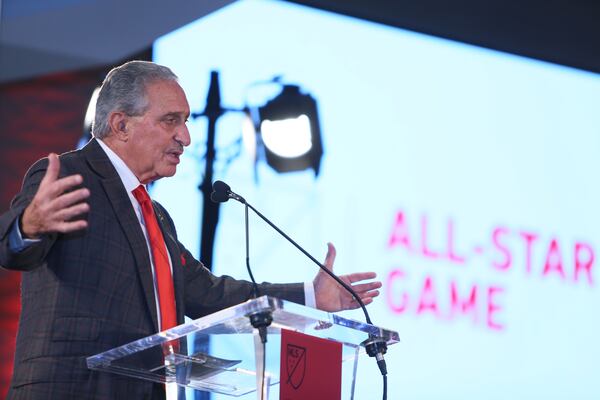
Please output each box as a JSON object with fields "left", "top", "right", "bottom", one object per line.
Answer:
{"left": 0, "top": 61, "right": 381, "bottom": 399}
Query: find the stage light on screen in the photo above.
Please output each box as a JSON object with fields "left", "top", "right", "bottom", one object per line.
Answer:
{"left": 253, "top": 84, "right": 323, "bottom": 176}
{"left": 261, "top": 114, "right": 312, "bottom": 157}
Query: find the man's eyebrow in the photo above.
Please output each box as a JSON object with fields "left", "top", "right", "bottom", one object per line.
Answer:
{"left": 162, "top": 112, "right": 186, "bottom": 119}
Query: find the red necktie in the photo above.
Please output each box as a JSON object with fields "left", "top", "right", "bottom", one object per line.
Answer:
{"left": 132, "top": 185, "right": 177, "bottom": 331}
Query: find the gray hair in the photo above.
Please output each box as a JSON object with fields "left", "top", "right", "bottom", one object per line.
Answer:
{"left": 92, "top": 60, "right": 178, "bottom": 139}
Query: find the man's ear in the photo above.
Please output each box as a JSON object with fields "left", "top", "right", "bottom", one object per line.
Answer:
{"left": 107, "top": 112, "right": 129, "bottom": 141}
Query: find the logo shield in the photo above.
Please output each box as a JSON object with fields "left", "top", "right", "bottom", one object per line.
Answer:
{"left": 286, "top": 344, "right": 306, "bottom": 389}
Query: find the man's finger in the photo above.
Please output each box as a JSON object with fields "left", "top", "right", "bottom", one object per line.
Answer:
{"left": 359, "top": 290, "right": 380, "bottom": 300}
{"left": 40, "top": 153, "right": 60, "bottom": 186}
{"left": 46, "top": 174, "right": 84, "bottom": 199}
{"left": 54, "top": 202, "right": 90, "bottom": 222}
{"left": 360, "top": 298, "right": 374, "bottom": 306}
{"left": 346, "top": 272, "right": 378, "bottom": 283}
{"left": 51, "top": 188, "right": 90, "bottom": 210}
{"left": 55, "top": 219, "right": 88, "bottom": 234}
{"left": 322, "top": 242, "right": 337, "bottom": 269}
{"left": 349, "top": 297, "right": 374, "bottom": 310}
{"left": 350, "top": 281, "right": 382, "bottom": 293}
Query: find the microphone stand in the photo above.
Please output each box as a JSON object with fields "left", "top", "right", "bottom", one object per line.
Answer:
{"left": 213, "top": 183, "right": 389, "bottom": 393}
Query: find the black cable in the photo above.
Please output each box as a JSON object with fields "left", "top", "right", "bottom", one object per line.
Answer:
{"left": 260, "top": 340, "right": 266, "bottom": 400}
{"left": 244, "top": 202, "right": 270, "bottom": 398}
{"left": 383, "top": 374, "right": 387, "bottom": 400}
{"left": 244, "top": 203, "right": 260, "bottom": 298}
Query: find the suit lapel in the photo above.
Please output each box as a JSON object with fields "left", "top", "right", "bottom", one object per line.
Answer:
{"left": 83, "top": 139, "right": 160, "bottom": 331}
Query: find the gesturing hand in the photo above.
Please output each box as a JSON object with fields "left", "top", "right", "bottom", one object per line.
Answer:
{"left": 313, "top": 243, "right": 382, "bottom": 312}
{"left": 21, "top": 153, "right": 90, "bottom": 239}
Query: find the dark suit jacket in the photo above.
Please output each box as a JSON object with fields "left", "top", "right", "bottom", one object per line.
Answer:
{"left": 0, "top": 139, "right": 304, "bottom": 399}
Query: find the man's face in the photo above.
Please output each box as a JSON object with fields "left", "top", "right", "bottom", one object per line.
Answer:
{"left": 124, "top": 80, "right": 191, "bottom": 183}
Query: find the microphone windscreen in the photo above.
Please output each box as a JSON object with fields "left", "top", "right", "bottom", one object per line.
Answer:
{"left": 210, "top": 190, "right": 229, "bottom": 203}
{"left": 212, "top": 180, "right": 230, "bottom": 194}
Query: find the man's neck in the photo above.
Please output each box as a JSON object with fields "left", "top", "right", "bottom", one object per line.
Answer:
{"left": 98, "top": 135, "right": 152, "bottom": 184}
{"left": 95, "top": 137, "right": 143, "bottom": 191}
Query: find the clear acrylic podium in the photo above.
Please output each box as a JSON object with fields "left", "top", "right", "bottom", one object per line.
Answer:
{"left": 87, "top": 296, "right": 400, "bottom": 398}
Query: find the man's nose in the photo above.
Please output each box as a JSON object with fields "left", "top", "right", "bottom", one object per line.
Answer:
{"left": 176, "top": 124, "right": 191, "bottom": 147}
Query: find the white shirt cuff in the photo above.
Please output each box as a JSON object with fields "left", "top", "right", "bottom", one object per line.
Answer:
{"left": 304, "top": 281, "right": 316, "bottom": 308}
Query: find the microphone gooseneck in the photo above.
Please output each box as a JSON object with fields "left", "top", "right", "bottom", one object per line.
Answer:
{"left": 243, "top": 201, "right": 374, "bottom": 324}
{"left": 244, "top": 203, "right": 260, "bottom": 299}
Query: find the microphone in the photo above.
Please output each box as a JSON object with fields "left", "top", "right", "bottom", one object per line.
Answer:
{"left": 211, "top": 180, "right": 245, "bottom": 204}
{"left": 210, "top": 190, "right": 229, "bottom": 204}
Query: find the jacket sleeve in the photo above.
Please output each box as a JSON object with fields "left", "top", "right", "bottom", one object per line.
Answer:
{"left": 152, "top": 202, "right": 305, "bottom": 319}
{"left": 179, "top": 244, "right": 305, "bottom": 319}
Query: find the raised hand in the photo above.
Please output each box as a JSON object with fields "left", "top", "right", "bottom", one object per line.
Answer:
{"left": 21, "top": 153, "right": 90, "bottom": 238}
{"left": 313, "top": 243, "right": 382, "bottom": 312}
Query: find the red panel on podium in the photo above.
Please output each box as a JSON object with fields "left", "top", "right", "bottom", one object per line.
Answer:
{"left": 280, "top": 329, "right": 342, "bottom": 400}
